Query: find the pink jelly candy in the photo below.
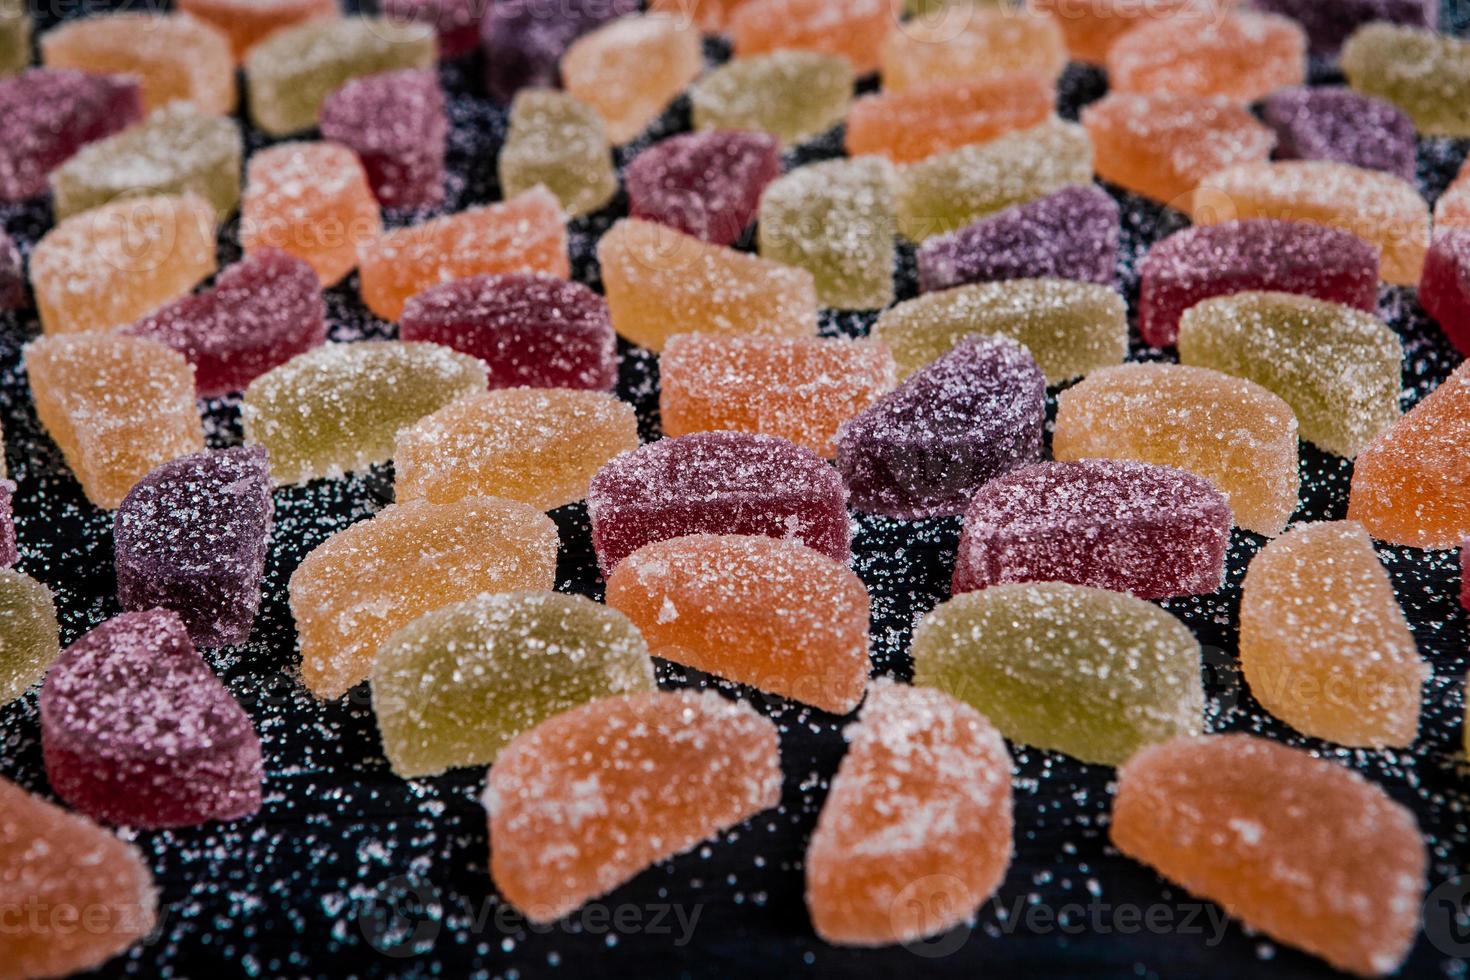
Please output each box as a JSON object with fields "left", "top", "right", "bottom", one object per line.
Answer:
{"left": 383, "top": 0, "right": 485, "bottom": 58}
{"left": 1261, "top": 87, "right": 1416, "bottom": 182}
{"left": 318, "top": 68, "right": 447, "bottom": 209}
{"left": 624, "top": 130, "right": 782, "bottom": 246}
{"left": 0, "top": 68, "right": 141, "bottom": 201}
{"left": 0, "top": 480, "right": 15, "bottom": 568}
{"left": 1420, "top": 229, "right": 1470, "bottom": 356}
{"left": 1462, "top": 539, "right": 1469, "bottom": 611}
{"left": 40, "top": 609, "right": 262, "bottom": 828}
{"left": 479, "top": 0, "right": 639, "bottom": 104}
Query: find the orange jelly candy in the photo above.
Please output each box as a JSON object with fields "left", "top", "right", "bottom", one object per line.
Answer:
{"left": 880, "top": 8, "right": 1066, "bottom": 94}
{"left": 562, "top": 14, "right": 703, "bottom": 144}
{"left": 1107, "top": 11, "right": 1305, "bottom": 102}
{"left": 358, "top": 187, "right": 569, "bottom": 322}
{"left": 1434, "top": 157, "right": 1470, "bottom": 228}
{"left": 649, "top": 0, "right": 747, "bottom": 32}
{"left": 731, "top": 0, "right": 896, "bottom": 75}
{"left": 846, "top": 72, "right": 1054, "bottom": 165}
{"left": 176, "top": 0, "right": 338, "bottom": 61}
{"left": 1027, "top": 0, "right": 1220, "bottom": 65}
{"left": 41, "top": 12, "right": 236, "bottom": 114}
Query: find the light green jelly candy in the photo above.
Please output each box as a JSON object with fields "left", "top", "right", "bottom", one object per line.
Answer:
{"left": 911, "top": 582, "right": 1203, "bottom": 766}
{"left": 0, "top": 569, "right": 60, "bottom": 705}
{"left": 0, "top": 0, "right": 30, "bottom": 76}
{"left": 690, "top": 51, "right": 852, "bottom": 147}
{"left": 50, "top": 103, "right": 242, "bottom": 221}
{"left": 245, "top": 17, "right": 436, "bottom": 137}
{"left": 1343, "top": 23, "right": 1470, "bottom": 137}
{"left": 499, "top": 89, "right": 618, "bottom": 219}
{"left": 758, "top": 156, "right": 896, "bottom": 310}
{"left": 371, "top": 591, "right": 656, "bottom": 777}
{"left": 895, "top": 118, "right": 1092, "bottom": 241}
{"left": 242, "top": 341, "right": 487, "bottom": 486}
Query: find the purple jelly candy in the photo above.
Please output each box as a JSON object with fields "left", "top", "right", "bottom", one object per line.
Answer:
{"left": 0, "top": 69, "right": 142, "bottom": 201}
{"left": 1261, "top": 87, "right": 1416, "bottom": 181}
{"left": 1252, "top": 0, "right": 1435, "bottom": 56}
{"left": 383, "top": 0, "right": 485, "bottom": 58}
{"left": 1462, "top": 539, "right": 1469, "bottom": 612}
{"left": 1138, "top": 219, "right": 1380, "bottom": 347}
{"left": 400, "top": 272, "right": 616, "bottom": 390}
{"left": 113, "top": 447, "right": 273, "bottom": 648}
{"left": 587, "top": 430, "right": 851, "bottom": 574}
{"left": 122, "top": 248, "right": 326, "bottom": 398}
{"left": 39, "top": 608, "right": 263, "bottom": 828}
{"left": 624, "top": 130, "right": 782, "bottom": 246}
{"left": 1420, "top": 229, "right": 1470, "bottom": 357}
{"left": 0, "top": 480, "right": 15, "bottom": 568}
{"left": 916, "top": 185, "right": 1121, "bottom": 293}
{"left": 0, "top": 228, "right": 23, "bottom": 310}
{"left": 952, "top": 459, "right": 1231, "bottom": 599}
{"left": 835, "top": 334, "right": 1044, "bottom": 519}
{"left": 318, "top": 69, "right": 447, "bottom": 209}
{"left": 479, "top": 0, "right": 639, "bottom": 104}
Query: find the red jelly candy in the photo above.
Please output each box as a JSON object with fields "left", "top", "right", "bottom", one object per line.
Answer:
{"left": 624, "top": 130, "right": 781, "bottom": 246}
{"left": 0, "top": 68, "right": 141, "bottom": 201}
{"left": 0, "top": 227, "right": 22, "bottom": 310}
{"left": 1420, "top": 229, "right": 1470, "bottom": 356}
{"left": 318, "top": 68, "right": 447, "bottom": 209}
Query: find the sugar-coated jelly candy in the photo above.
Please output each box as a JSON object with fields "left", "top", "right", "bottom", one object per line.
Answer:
{"left": 113, "top": 448, "right": 273, "bottom": 648}
{"left": 1261, "top": 87, "right": 1416, "bottom": 181}
{"left": 372, "top": 592, "right": 655, "bottom": 777}
{"left": 243, "top": 341, "right": 487, "bottom": 486}
{"left": 805, "top": 680, "right": 1013, "bottom": 947}
{"left": 847, "top": 73, "right": 1052, "bottom": 166}
{"left": 598, "top": 218, "right": 817, "bottom": 352}
{"left": 690, "top": 51, "right": 852, "bottom": 147}
{"left": 318, "top": 69, "right": 447, "bottom": 210}
{"left": 954, "top": 459, "right": 1230, "bottom": 599}
{"left": 1138, "top": 220, "right": 1380, "bottom": 348}
{"left": 1435, "top": 159, "right": 1470, "bottom": 229}
{"left": 26, "top": 334, "right": 204, "bottom": 510}
{"left": 1107, "top": 12, "right": 1305, "bottom": 103}
{"left": 486, "top": 690, "right": 781, "bottom": 923}
{"left": 1254, "top": 0, "right": 1434, "bottom": 56}
{"left": 1195, "top": 160, "right": 1429, "bottom": 286}
{"left": 587, "top": 431, "right": 850, "bottom": 574}
{"left": 1464, "top": 542, "right": 1469, "bottom": 611}
{"left": 1343, "top": 23, "right": 1470, "bottom": 137}
{"left": 1112, "top": 735, "right": 1426, "bottom": 977}
{"left": 479, "top": 0, "right": 638, "bottom": 105}
{"left": 0, "top": 0, "right": 27, "bottom": 75}
{"left": 1421, "top": 229, "right": 1470, "bottom": 355}
{"left": 1025, "top": 0, "right": 1213, "bottom": 64}
{"left": 291, "top": 496, "right": 558, "bottom": 699}
{"left": 881, "top": 9, "right": 1065, "bottom": 93}
{"left": 895, "top": 118, "right": 1092, "bottom": 241}
{"left": 0, "top": 228, "right": 19, "bottom": 311}
{"left": 1054, "top": 363, "right": 1299, "bottom": 536}
{"left": 395, "top": 388, "right": 640, "bottom": 511}
{"left": 625, "top": 130, "right": 780, "bottom": 245}
{"left": 649, "top": 0, "right": 746, "bottom": 32}
{"left": 0, "top": 570, "right": 59, "bottom": 705}
{"left": 731, "top": 0, "right": 894, "bottom": 75}
{"left": 562, "top": 14, "right": 702, "bottom": 145}
{"left": 1348, "top": 361, "right": 1470, "bottom": 548}
{"left": 0, "top": 69, "right": 141, "bottom": 201}
{"left": 661, "top": 334, "right": 895, "bottom": 458}
{"left": 41, "top": 13, "right": 236, "bottom": 114}
{"left": 41, "top": 609, "right": 262, "bottom": 827}
{"left": 358, "top": 187, "right": 569, "bottom": 322}
{"left": 0, "top": 777, "right": 157, "bottom": 978}
{"left": 872, "top": 278, "right": 1126, "bottom": 385}
{"left": 382, "top": 0, "right": 483, "bottom": 58}
{"left": 0, "top": 480, "right": 13, "bottom": 569}
{"left": 836, "top": 335, "right": 1044, "bottom": 519}
{"left": 177, "top": 0, "right": 338, "bottom": 61}
{"left": 498, "top": 89, "right": 617, "bottom": 218}
{"left": 912, "top": 582, "right": 1203, "bottom": 765}
{"left": 400, "top": 273, "right": 616, "bottom": 391}
{"left": 758, "top": 157, "right": 897, "bottom": 310}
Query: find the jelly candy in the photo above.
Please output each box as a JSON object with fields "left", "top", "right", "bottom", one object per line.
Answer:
{"left": 587, "top": 430, "right": 851, "bottom": 574}
{"left": 660, "top": 334, "right": 895, "bottom": 458}
{"left": 243, "top": 341, "right": 487, "bottom": 486}
{"left": 486, "top": 690, "right": 781, "bottom": 923}
{"left": 562, "top": 14, "right": 702, "bottom": 145}
{"left": 1112, "top": 734, "right": 1426, "bottom": 976}
{"left": 0, "top": 69, "right": 141, "bottom": 201}
{"left": 1253, "top": 0, "right": 1435, "bottom": 56}
{"left": 916, "top": 186, "right": 1120, "bottom": 293}
{"left": 954, "top": 459, "right": 1230, "bottom": 599}
{"left": 731, "top": 0, "right": 895, "bottom": 75}
{"left": 805, "top": 680, "right": 1013, "bottom": 947}
{"left": 318, "top": 68, "right": 447, "bottom": 210}
{"left": 912, "top": 582, "right": 1203, "bottom": 765}
{"left": 598, "top": 218, "right": 817, "bottom": 352}
{"left": 758, "top": 156, "right": 897, "bottom": 310}
{"left": 113, "top": 448, "right": 273, "bottom": 648}
{"left": 395, "top": 388, "right": 640, "bottom": 511}
{"left": 1053, "top": 363, "right": 1299, "bottom": 536}
{"left": 479, "top": 0, "right": 638, "bottom": 104}
{"left": 872, "top": 278, "right": 1127, "bottom": 385}
{"left": 41, "top": 608, "right": 262, "bottom": 827}
{"left": 626, "top": 130, "right": 780, "bottom": 245}
{"left": 498, "top": 89, "right": 618, "bottom": 218}
{"left": 382, "top": 0, "right": 483, "bottom": 58}
{"left": 880, "top": 9, "right": 1065, "bottom": 93}
{"left": 0, "top": 570, "right": 59, "bottom": 705}
{"left": 649, "top": 0, "right": 746, "bottom": 32}
{"left": 894, "top": 118, "right": 1093, "bottom": 240}
{"left": 836, "top": 335, "right": 1044, "bottom": 519}
{"left": 690, "top": 51, "right": 852, "bottom": 147}
{"left": 177, "top": 0, "right": 338, "bottom": 61}
{"left": 372, "top": 592, "right": 655, "bottom": 777}
{"left": 1435, "top": 159, "right": 1470, "bottom": 229}
{"left": 608, "top": 534, "right": 870, "bottom": 713}
{"left": 1343, "top": 23, "right": 1470, "bottom": 137}
{"left": 290, "top": 496, "right": 558, "bottom": 699}
{"left": 1106, "top": 12, "right": 1305, "bottom": 103}
{"left": 400, "top": 273, "right": 616, "bottom": 390}
{"left": 1137, "top": 219, "right": 1380, "bottom": 348}
{"left": 1025, "top": 0, "right": 1215, "bottom": 64}
{"left": 0, "top": 0, "right": 27, "bottom": 75}
{"left": 41, "top": 13, "right": 235, "bottom": 114}
{"left": 26, "top": 334, "right": 204, "bottom": 510}
{"left": 1421, "top": 229, "right": 1470, "bottom": 355}
{"left": 1261, "top": 87, "right": 1416, "bottom": 181}
{"left": 358, "top": 187, "right": 569, "bottom": 322}
{"left": 846, "top": 73, "right": 1053, "bottom": 165}
{"left": 1348, "top": 361, "right": 1470, "bottom": 548}
{"left": 239, "top": 141, "right": 383, "bottom": 288}
{"left": 0, "top": 229, "right": 19, "bottom": 310}
{"left": 0, "top": 480, "right": 13, "bottom": 568}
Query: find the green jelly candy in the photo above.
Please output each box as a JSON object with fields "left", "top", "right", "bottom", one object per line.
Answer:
{"left": 691, "top": 51, "right": 852, "bottom": 147}
{"left": 0, "top": 0, "right": 30, "bottom": 76}
{"left": 911, "top": 581, "right": 1203, "bottom": 766}
{"left": 372, "top": 592, "right": 656, "bottom": 777}
{"left": 0, "top": 569, "right": 60, "bottom": 705}
{"left": 1343, "top": 23, "right": 1470, "bottom": 137}
{"left": 499, "top": 89, "right": 618, "bottom": 219}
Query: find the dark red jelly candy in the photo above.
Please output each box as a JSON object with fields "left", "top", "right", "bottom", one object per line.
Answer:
{"left": 625, "top": 130, "right": 782, "bottom": 246}
{"left": 0, "top": 69, "right": 142, "bottom": 201}
{"left": 0, "top": 228, "right": 23, "bottom": 309}
{"left": 1262, "top": 87, "right": 1416, "bottom": 182}
{"left": 1253, "top": 0, "right": 1434, "bottom": 56}
{"left": 318, "top": 68, "right": 447, "bottom": 209}
{"left": 479, "top": 0, "right": 638, "bottom": 104}
{"left": 383, "top": 0, "right": 485, "bottom": 58}
{"left": 1420, "top": 229, "right": 1470, "bottom": 357}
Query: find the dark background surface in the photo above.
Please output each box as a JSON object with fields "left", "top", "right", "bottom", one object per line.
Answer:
{"left": 1, "top": 1, "right": 1469, "bottom": 977}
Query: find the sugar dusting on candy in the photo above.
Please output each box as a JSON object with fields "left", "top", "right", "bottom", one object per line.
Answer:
{"left": 1342, "top": 23, "right": 1470, "bottom": 138}
{"left": 1253, "top": 0, "right": 1435, "bottom": 55}
{"left": 625, "top": 129, "right": 781, "bottom": 246}
{"left": 0, "top": 68, "right": 141, "bottom": 201}
{"left": 1419, "top": 227, "right": 1470, "bottom": 356}
{"left": 1105, "top": 11, "right": 1306, "bottom": 103}
{"left": 479, "top": 0, "right": 639, "bottom": 104}
{"left": 730, "top": 0, "right": 894, "bottom": 75}
{"left": 0, "top": 226, "right": 21, "bottom": 311}
{"left": 382, "top": 0, "right": 484, "bottom": 58}
{"left": 318, "top": 68, "right": 447, "bottom": 209}
{"left": 845, "top": 72, "right": 1054, "bottom": 165}
{"left": 1261, "top": 87, "right": 1416, "bottom": 181}
{"left": 689, "top": 50, "right": 852, "bottom": 147}
{"left": 561, "top": 13, "right": 703, "bottom": 145}
{"left": 498, "top": 89, "right": 618, "bottom": 219}
{"left": 0, "top": 569, "right": 59, "bottom": 705}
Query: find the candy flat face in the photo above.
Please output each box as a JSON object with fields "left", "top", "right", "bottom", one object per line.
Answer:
{"left": 597, "top": 218, "right": 818, "bottom": 352}
{"left": 562, "top": 14, "right": 703, "bottom": 144}
{"left": 1343, "top": 23, "right": 1470, "bottom": 137}
{"left": 394, "top": 388, "right": 640, "bottom": 511}
{"left": 1053, "top": 363, "right": 1299, "bottom": 536}
{"left": 40, "top": 609, "right": 263, "bottom": 827}
{"left": 1106, "top": 12, "right": 1305, "bottom": 102}
{"left": 243, "top": 341, "right": 487, "bottom": 486}
{"left": 1112, "top": 735, "right": 1426, "bottom": 976}
{"left": 1261, "top": 86, "right": 1416, "bottom": 181}
{"left": 880, "top": 9, "right": 1065, "bottom": 93}
{"left": 846, "top": 72, "right": 1053, "bottom": 165}
{"left": 289, "top": 496, "right": 558, "bottom": 699}
{"left": 318, "top": 68, "right": 447, "bottom": 210}
{"left": 382, "top": 0, "right": 483, "bottom": 58}
{"left": 177, "top": 0, "right": 339, "bottom": 61}
{"left": 372, "top": 592, "right": 656, "bottom": 777}
{"left": 954, "top": 459, "right": 1231, "bottom": 599}
{"left": 1420, "top": 229, "right": 1470, "bottom": 356}
{"left": 731, "top": 0, "right": 896, "bottom": 75}
{"left": 1025, "top": 0, "right": 1215, "bottom": 64}
{"left": 625, "top": 129, "right": 781, "bottom": 245}
{"left": 805, "top": 681, "right": 1013, "bottom": 947}
{"left": 498, "top": 89, "right": 617, "bottom": 218}
{"left": 690, "top": 51, "right": 852, "bottom": 147}
{"left": 25, "top": 334, "right": 204, "bottom": 510}
{"left": 0, "top": 570, "right": 59, "bottom": 705}
{"left": 479, "top": 0, "right": 639, "bottom": 104}
{"left": 0, "top": 68, "right": 141, "bottom": 201}
{"left": 1253, "top": 0, "right": 1434, "bottom": 56}
{"left": 911, "top": 582, "right": 1203, "bottom": 765}
{"left": 660, "top": 334, "right": 895, "bottom": 458}
{"left": 41, "top": 13, "right": 236, "bottom": 114}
